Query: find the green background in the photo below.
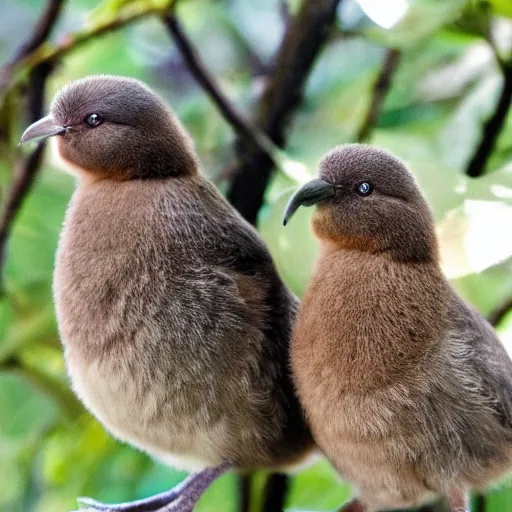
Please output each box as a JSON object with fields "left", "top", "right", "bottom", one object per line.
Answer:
{"left": 1, "top": 0, "right": 512, "bottom": 511}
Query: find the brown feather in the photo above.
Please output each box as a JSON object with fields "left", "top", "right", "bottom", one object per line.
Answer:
{"left": 291, "top": 144, "right": 512, "bottom": 512}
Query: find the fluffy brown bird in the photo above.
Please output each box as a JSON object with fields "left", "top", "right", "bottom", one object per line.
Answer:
{"left": 283, "top": 144, "right": 512, "bottom": 512}
{"left": 20, "top": 75, "right": 314, "bottom": 512}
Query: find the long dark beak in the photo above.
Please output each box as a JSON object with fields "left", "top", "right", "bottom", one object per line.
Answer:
{"left": 283, "top": 178, "right": 336, "bottom": 226}
{"left": 19, "top": 115, "right": 67, "bottom": 145}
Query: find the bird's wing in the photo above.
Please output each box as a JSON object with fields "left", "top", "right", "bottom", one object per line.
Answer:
{"left": 209, "top": 210, "right": 299, "bottom": 325}
{"left": 447, "top": 291, "right": 512, "bottom": 429}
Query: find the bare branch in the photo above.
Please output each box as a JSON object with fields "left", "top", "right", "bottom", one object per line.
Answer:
{"left": 465, "top": 62, "right": 512, "bottom": 178}
{"left": 0, "top": 62, "right": 53, "bottom": 284}
{"left": 279, "top": 0, "right": 291, "bottom": 26}
{"left": 6, "top": 0, "right": 65, "bottom": 67}
{"left": 227, "top": 0, "right": 342, "bottom": 225}
{"left": 0, "top": 0, "right": 65, "bottom": 283}
{"left": 0, "top": 0, "right": 64, "bottom": 105}
{"left": 465, "top": 24, "right": 512, "bottom": 179}
{"left": 1, "top": 2, "right": 172, "bottom": 102}
{"left": 356, "top": 48, "right": 401, "bottom": 143}
{"left": 162, "top": 14, "right": 279, "bottom": 165}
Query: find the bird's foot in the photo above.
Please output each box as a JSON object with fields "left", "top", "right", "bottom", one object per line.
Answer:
{"left": 73, "top": 462, "right": 231, "bottom": 512}
{"left": 337, "top": 498, "right": 367, "bottom": 512}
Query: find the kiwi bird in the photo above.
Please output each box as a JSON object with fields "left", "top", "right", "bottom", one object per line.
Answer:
{"left": 283, "top": 144, "right": 512, "bottom": 512}
{"left": 20, "top": 75, "right": 314, "bottom": 512}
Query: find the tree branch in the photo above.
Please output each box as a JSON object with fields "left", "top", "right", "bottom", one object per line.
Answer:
{"left": 162, "top": 14, "right": 278, "bottom": 165}
{"left": 1, "top": 1, "right": 173, "bottom": 102}
{"left": 227, "top": 0, "right": 342, "bottom": 225}
{"left": 356, "top": 48, "right": 401, "bottom": 143}
{"left": 0, "top": 0, "right": 65, "bottom": 285}
{"left": 6, "top": 0, "right": 65, "bottom": 67}
{"left": 465, "top": 62, "right": 512, "bottom": 178}
{"left": 0, "top": 63, "right": 53, "bottom": 285}
{"left": 262, "top": 473, "right": 289, "bottom": 512}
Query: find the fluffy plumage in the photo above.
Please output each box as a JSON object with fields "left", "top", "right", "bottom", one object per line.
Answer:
{"left": 285, "top": 144, "right": 512, "bottom": 512}
{"left": 21, "top": 75, "right": 313, "bottom": 512}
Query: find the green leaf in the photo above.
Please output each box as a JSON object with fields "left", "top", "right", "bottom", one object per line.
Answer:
{"left": 287, "top": 460, "right": 352, "bottom": 511}
{"left": 488, "top": 0, "right": 512, "bottom": 17}
{"left": 261, "top": 189, "right": 319, "bottom": 298}
{"left": 0, "top": 372, "right": 58, "bottom": 441}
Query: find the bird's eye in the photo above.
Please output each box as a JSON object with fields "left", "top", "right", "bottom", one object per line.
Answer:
{"left": 85, "top": 114, "right": 103, "bottom": 127}
{"left": 356, "top": 181, "right": 373, "bottom": 196}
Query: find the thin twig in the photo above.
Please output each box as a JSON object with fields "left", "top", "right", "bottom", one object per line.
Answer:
{"left": 356, "top": 48, "right": 401, "bottom": 143}
{"left": 227, "top": 0, "right": 342, "bottom": 225}
{"left": 1, "top": 1, "right": 172, "bottom": 101}
{"left": 0, "top": 0, "right": 64, "bottom": 100}
{"left": 465, "top": 63, "right": 512, "bottom": 177}
{"left": 6, "top": 0, "right": 65, "bottom": 66}
{"left": 0, "top": 63, "right": 53, "bottom": 284}
{"left": 162, "top": 14, "right": 279, "bottom": 165}
{"left": 279, "top": 0, "right": 291, "bottom": 26}
{"left": 465, "top": 20, "right": 512, "bottom": 178}
{"left": 0, "top": 0, "right": 65, "bottom": 284}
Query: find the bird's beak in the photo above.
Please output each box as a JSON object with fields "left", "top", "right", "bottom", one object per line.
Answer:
{"left": 19, "top": 115, "right": 67, "bottom": 145}
{"left": 283, "top": 178, "right": 336, "bottom": 226}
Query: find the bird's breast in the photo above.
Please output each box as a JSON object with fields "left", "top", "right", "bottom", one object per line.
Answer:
{"left": 53, "top": 181, "right": 231, "bottom": 469}
{"left": 292, "top": 247, "right": 447, "bottom": 392}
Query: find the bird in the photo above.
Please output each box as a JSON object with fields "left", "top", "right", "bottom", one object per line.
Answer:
{"left": 282, "top": 144, "right": 512, "bottom": 512}
{"left": 20, "top": 75, "right": 314, "bottom": 512}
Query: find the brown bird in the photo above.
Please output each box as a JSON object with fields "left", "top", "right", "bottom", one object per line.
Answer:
{"left": 283, "top": 144, "right": 512, "bottom": 512}
{"left": 20, "top": 75, "right": 314, "bottom": 512}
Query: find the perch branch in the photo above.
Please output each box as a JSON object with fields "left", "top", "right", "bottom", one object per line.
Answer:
{"left": 356, "top": 48, "right": 401, "bottom": 143}
{"left": 162, "top": 14, "right": 279, "bottom": 165}
{"left": 227, "top": 0, "right": 343, "bottom": 225}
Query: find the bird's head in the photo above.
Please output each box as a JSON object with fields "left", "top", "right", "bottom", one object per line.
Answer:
{"left": 20, "top": 75, "right": 198, "bottom": 181}
{"left": 283, "top": 144, "right": 438, "bottom": 263}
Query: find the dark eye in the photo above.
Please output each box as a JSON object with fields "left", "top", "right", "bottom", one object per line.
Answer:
{"left": 85, "top": 114, "right": 103, "bottom": 127}
{"left": 356, "top": 181, "right": 373, "bottom": 196}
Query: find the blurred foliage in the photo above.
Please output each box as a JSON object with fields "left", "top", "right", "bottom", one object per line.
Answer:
{"left": 1, "top": 0, "right": 512, "bottom": 511}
